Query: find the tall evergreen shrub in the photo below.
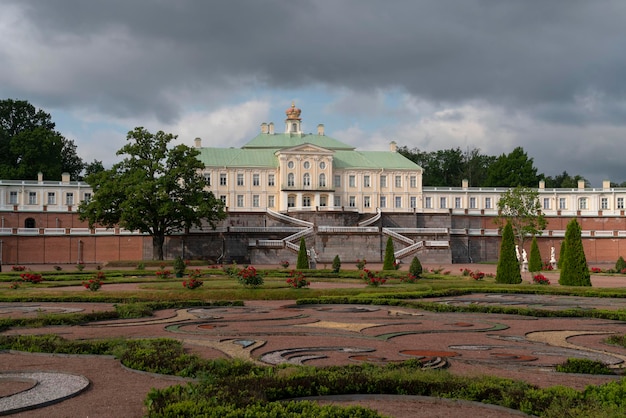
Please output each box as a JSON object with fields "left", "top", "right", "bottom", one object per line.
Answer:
{"left": 296, "top": 238, "right": 309, "bottom": 270}
{"left": 615, "top": 256, "right": 626, "bottom": 273}
{"left": 528, "top": 236, "right": 542, "bottom": 273}
{"left": 409, "top": 256, "right": 422, "bottom": 277}
{"left": 559, "top": 219, "right": 591, "bottom": 286}
{"left": 496, "top": 221, "right": 522, "bottom": 284}
{"left": 332, "top": 255, "right": 341, "bottom": 273}
{"left": 383, "top": 237, "right": 395, "bottom": 270}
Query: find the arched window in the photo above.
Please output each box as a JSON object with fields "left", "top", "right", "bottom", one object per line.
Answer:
{"left": 287, "top": 173, "right": 295, "bottom": 187}
{"left": 319, "top": 173, "right": 326, "bottom": 187}
{"left": 25, "top": 218, "right": 36, "bottom": 228}
{"left": 303, "top": 173, "right": 310, "bottom": 186}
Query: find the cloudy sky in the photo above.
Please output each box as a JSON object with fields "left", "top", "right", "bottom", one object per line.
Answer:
{"left": 2, "top": 0, "right": 626, "bottom": 186}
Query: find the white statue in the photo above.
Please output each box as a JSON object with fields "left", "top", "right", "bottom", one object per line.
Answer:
{"left": 515, "top": 245, "right": 521, "bottom": 262}
{"left": 550, "top": 247, "right": 556, "bottom": 263}
{"left": 522, "top": 249, "right": 528, "bottom": 263}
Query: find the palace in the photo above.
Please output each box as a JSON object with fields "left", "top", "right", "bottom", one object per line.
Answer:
{"left": 1, "top": 104, "right": 626, "bottom": 266}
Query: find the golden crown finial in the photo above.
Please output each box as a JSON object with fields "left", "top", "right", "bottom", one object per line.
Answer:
{"left": 285, "top": 102, "right": 301, "bottom": 120}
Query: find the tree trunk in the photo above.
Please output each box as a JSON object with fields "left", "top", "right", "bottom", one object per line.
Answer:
{"left": 153, "top": 234, "right": 165, "bottom": 260}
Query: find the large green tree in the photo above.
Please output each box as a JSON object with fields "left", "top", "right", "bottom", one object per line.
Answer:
{"left": 484, "top": 147, "right": 539, "bottom": 187}
{"left": 559, "top": 219, "right": 591, "bottom": 286}
{"left": 496, "top": 221, "right": 522, "bottom": 284}
{"left": 78, "top": 127, "right": 226, "bottom": 260}
{"left": 495, "top": 186, "right": 546, "bottom": 250}
{"left": 0, "top": 99, "right": 83, "bottom": 180}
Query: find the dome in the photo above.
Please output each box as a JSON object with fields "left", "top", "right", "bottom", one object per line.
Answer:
{"left": 285, "top": 102, "right": 301, "bottom": 120}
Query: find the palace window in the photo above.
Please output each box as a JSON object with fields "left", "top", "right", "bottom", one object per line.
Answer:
{"left": 334, "top": 196, "right": 341, "bottom": 207}
{"left": 220, "top": 195, "right": 226, "bottom": 204}
{"left": 618, "top": 197, "right": 624, "bottom": 209}
{"left": 252, "top": 195, "right": 260, "bottom": 207}
{"left": 268, "top": 174, "right": 275, "bottom": 186}
{"left": 601, "top": 197, "right": 608, "bottom": 210}
{"left": 364, "top": 196, "right": 371, "bottom": 208}
{"left": 559, "top": 198, "right": 567, "bottom": 209}
{"left": 268, "top": 195, "right": 275, "bottom": 207}
{"left": 469, "top": 197, "right": 476, "bottom": 209}
{"left": 303, "top": 173, "right": 311, "bottom": 186}
{"left": 9, "top": 191, "right": 17, "bottom": 204}
{"left": 204, "top": 173, "right": 211, "bottom": 186}
{"left": 578, "top": 197, "right": 587, "bottom": 210}
{"left": 424, "top": 197, "right": 432, "bottom": 209}
{"left": 485, "top": 197, "right": 492, "bottom": 209}
{"left": 287, "top": 196, "right": 295, "bottom": 207}
{"left": 84, "top": 193, "right": 92, "bottom": 203}
{"left": 349, "top": 175, "right": 356, "bottom": 187}
{"left": 237, "top": 195, "right": 244, "bottom": 207}
{"left": 364, "top": 175, "right": 370, "bottom": 188}
{"left": 334, "top": 175, "right": 341, "bottom": 187}
{"left": 410, "top": 176, "right": 417, "bottom": 188}
{"left": 440, "top": 197, "right": 446, "bottom": 209}
{"left": 410, "top": 196, "right": 417, "bottom": 209}
{"left": 28, "top": 192, "right": 37, "bottom": 205}
{"left": 395, "top": 196, "right": 402, "bottom": 208}
{"left": 66, "top": 193, "right": 74, "bottom": 205}
{"left": 25, "top": 218, "right": 36, "bottom": 228}
{"left": 220, "top": 173, "right": 227, "bottom": 186}
{"left": 455, "top": 197, "right": 461, "bottom": 209}
{"left": 303, "top": 196, "right": 311, "bottom": 207}
{"left": 543, "top": 198, "right": 550, "bottom": 210}
{"left": 48, "top": 192, "right": 56, "bottom": 205}
{"left": 303, "top": 161, "right": 310, "bottom": 169}
{"left": 253, "top": 174, "right": 260, "bottom": 186}
{"left": 380, "top": 196, "right": 386, "bottom": 208}
{"left": 380, "top": 175, "right": 387, "bottom": 188}
{"left": 319, "top": 173, "right": 326, "bottom": 187}
{"left": 287, "top": 173, "right": 295, "bottom": 187}
{"left": 349, "top": 196, "right": 356, "bottom": 207}
{"left": 237, "top": 173, "right": 244, "bottom": 186}
{"left": 395, "top": 175, "right": 401, "bottom": 188}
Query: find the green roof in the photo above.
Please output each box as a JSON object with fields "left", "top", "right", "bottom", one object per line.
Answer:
{"left": 243, "top": 133, "right": 355, "bottom": 150}
{"left": 198, "top": 147, "right": 421, "bottom": 171}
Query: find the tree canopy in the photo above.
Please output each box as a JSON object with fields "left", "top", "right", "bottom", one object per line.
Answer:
{"left": 78, "top": 127, "right": 226, "bottom": 260}
{"left": 495, "top": 185, "right": 547, "bottom": 249}
{"left": 0, "top": 99, "right": 83, "bottom": 180}
{"left": 484, "top": 147, "right": 538, "bottom": 187}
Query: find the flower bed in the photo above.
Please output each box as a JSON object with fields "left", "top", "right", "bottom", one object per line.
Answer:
{"left": 286, "top": 270, "right": 310, "bottom": 288}
{"left": 533, "top": 274, "right": 550, "bottom": 285}
{"left": 182, "top": 278, "right": 204, "bottom": 289}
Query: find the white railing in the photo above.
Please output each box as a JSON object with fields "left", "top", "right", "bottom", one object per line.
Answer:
{"left": 594, "top": 231, "right": 614, "bottom": 237}
{"left": 44, "top": 228, "right": 66, "bottom": 235}
{"left": 426, "top": 240, "right": 450, "bottom": 247}
{"left": 256, "top": 240, "right": 285, "bottom": 248}
{"left": 468, "top": 229, "right": 483, "bottom": 235}
{"left": 285, "top": 241, "right": 300, "bottom": 252}
{"left": 267, "top": 209, "right": 313, "bottom": 227}
{"left": 230, "top": 226, "right": 304, "bottom": 233}
{"left": 386, "top": 228, "right": 448, "bottom": 234}
{"left": 317, "top": 226, "right": 379, "bottom": 233}
{"left": 552, "top": 230, "right": 566, "bottom": 237}
{"left": 283, "top": 227, "right": 314, "bottom": 244}
{"left": 69, "top": 228, "right": 91, "bottom": 235}
{"left": 581, "top": 230, "right": 592, "bottom": 237}
{"left": 17, "top": 228, "right": 39, "bottom": 235}
{"left": 94, "top": 228, "right": 115, "bottom": 235}
{"left": 382, "top": 228, "right": 415, "bottom": 245}
{"left": 0, "top": 227, "right": 12, "bottom": 235}
{"left": 484, "top": 229, "right": 499, "bottom": 236}
{"left": 618, "top": 231, "right": 626, "bottom": 237}
{"left": 450, "top": 229, "right": 467, "bottom": 235}
{"left": 394, "top": 241, "right": 424, "bottom": 258}
{"left": 358, "top": 208, "right": 381, "bottom": 226}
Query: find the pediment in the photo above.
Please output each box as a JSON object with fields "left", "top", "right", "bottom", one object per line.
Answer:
{"left": 276, "top": 143, "right": 335, "bottom": 155}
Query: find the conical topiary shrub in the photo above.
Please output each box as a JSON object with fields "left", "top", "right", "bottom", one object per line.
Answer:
{"left": 496, "top": 221, "right": 522, "bottom": 284}
{"left": 383, "top": 237, "right": 395, "bottom": 270}
{"left": 528, "top": 236, "right": 542, "bottom": 273}
{"left": 409, "top": 256, "right": 422, "bottom": 278}
{"left": 615, "top": 256, "right": 626, "bottom": 273}
{"left": 296, "top": 238, "right": 309, "bottom": 270}
{"left": 559, "top": 219, "right": 591, "bottom": 286}
{"left": 332, "top": 255, "right": 341, "bottom": 273}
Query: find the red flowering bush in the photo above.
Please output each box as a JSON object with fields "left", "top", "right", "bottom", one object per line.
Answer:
{"left": 83, "top": 279, "right": 102, "bottom": 291}
{"left": 286, "top": 270, "right": 310, "bottom": 288}
{"left": 590, "top": 267, "right": 603, "bottom": 273}
{"left": 533, "top": 274, "right": 550, "bottom": 285}
{"left": 460, "top": 268, "right": 471, "bottom": 276}
{"left": 182, "top": 278, "right": 204, "bottom": 289}
{"left": 360, "top": 268, "right": 387, "bottom": 287}
{"left": 401, "top": 273, "right": 419, "bottom": 283}
{"left": 11, "top": 265, "right": 26, "bottom": 272}
{"left": 237, "top": 265, "right": 264, "bottom": 287}
{"left": 542, "top": 262, "right": 554, "bottom": 271}
{"left": 470, "top": 270, "right": 485, "bottom": 280}
{"left": 20, "top": 273, "right": 43, "bottom": 284}
{"left": 356, "top": 259, "right": 367, "bottom": 270}
{"left": 188, "top": 269, "right": 203, "bottom": 279}
{"left": 156, "top": 269, "right": 172, "bottom": 279}
{"left": 280, "top": 260, "right": 290, "bottom": 269}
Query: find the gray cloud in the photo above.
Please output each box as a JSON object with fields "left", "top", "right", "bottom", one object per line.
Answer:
{"left": 2, "top": 0, "right": 626, "bottom": 184}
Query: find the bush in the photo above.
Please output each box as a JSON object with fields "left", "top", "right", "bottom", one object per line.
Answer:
{"left": 173, "top": 256, "right": 186, "bottom": 277}
{"left": 409, "top": 256, "right": 422, "bottom": 278}
{"left": 296, "top": 238, "right": 309, "bottom": 270}
{"left": 332, "top": 255, "right": 341, "bottom": 273}
{"left": 615, "top": 256, "right": 626, "bottom": 273}
{"left": 556, "top": 358, "right": 614, "bottom": 375}
{"left": 496, "top": 221, "right": 522, "bottom": 284}
{"left": 528, "top": 236, "right": 542, "bottom": 273}
{"left": 559, "top": 219, "right": 591, "bottom": 286}
{"left": 237, "top": 265, "right": 264, "bottom": 287}
{"left": 383, "top": 237, "right": 395, "bottom": 270}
